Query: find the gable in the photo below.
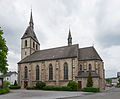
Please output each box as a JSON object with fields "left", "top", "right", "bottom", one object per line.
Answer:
{"left": 78, "top": 47, "right": 102, "bottom": 61}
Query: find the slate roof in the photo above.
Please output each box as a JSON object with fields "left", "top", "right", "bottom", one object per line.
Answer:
{"left": 75, "top": 71, "right": 99, "bottom": 78}
{"left": 21, "top": 26, "right": 39, "bottom": 44}
{"left": 18, "top": 44, "right": 102, "bottom": 64}
{"left": 5, "top": 71, "right": 17, "bottom": 77}
{"left": 78, "top": 46, "right": 102, "bottom": 61}
{"left": 18, "top": 44, "right": 79, "bottom": 64}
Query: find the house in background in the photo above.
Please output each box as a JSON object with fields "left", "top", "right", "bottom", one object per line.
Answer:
{"left": 4, "top": 71, "right": 18, "bottom": 85}
{"left": 111, "top": 77, "right": 118, "bottom": 86}
{"left": 117, "top": 72, "right": 120, "bottom": 78}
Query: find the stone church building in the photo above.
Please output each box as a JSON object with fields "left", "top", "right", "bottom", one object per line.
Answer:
{"left": 18, "top": 11, "right": 105, "bottom": 90}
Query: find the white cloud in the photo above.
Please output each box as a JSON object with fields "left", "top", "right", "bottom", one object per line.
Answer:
{"left": 0, "top": 0, "right": 120, "bottom": 78}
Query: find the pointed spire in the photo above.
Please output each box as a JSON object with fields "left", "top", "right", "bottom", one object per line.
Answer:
{"left": 68, "top": 28, "right": 72, "bottom": 46}
{"left": 29, "top": 9, "right": 34, "bottom": 29}
{"left": 68, "top": 28, "right": 72, "bottom": 39}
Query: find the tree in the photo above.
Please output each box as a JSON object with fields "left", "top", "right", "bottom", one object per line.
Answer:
{"left": 0, "top": 27, "right": 8, "bottom": 74}
{"left": 87, "top": 70, "right": 93, "bottom": 87}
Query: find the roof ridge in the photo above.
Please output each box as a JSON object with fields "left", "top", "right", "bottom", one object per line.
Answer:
{"left": 38, "top": 44, "right": 79, "bottom": 52}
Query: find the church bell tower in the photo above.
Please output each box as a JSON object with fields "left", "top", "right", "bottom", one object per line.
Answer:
{"left": 21, "top": 10, "right": 40, "bottom": 59}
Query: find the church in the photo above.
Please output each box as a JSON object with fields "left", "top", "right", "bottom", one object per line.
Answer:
{"left": 18, "top": 10, "right": 105, "bottom": 90}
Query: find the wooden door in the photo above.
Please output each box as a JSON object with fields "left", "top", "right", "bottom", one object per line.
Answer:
{"left": 78, "top": 81, "right": 82, "bottom": 91}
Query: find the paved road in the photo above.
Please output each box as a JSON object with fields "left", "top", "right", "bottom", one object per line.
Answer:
{"left": 0, "top": 88, "right": 120, "bottom": 99}
{"left": 68, "top": 88, "right": 120, "bottom": 99}
{"left": 0, "top": 89, "right": 88, "bottom": 99}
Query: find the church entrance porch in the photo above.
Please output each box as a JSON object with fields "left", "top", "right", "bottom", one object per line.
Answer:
{"left": 24, "top": 81, "right": 28, "bottom": 88}
{"left": 78, "top": 81, "right": 82, "bottom": 91}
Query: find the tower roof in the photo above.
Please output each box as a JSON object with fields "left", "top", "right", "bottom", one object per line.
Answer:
{"left": 68, "top": 28, "right": 72, "bottom": 39}
{"left": 21, "top": 10, "right": 39, "bottom": 44}
{"left": 29, "top": 9, "right": 34, "bottom": 28}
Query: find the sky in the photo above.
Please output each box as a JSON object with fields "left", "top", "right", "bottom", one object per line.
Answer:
{"left": 0, "top": 0, "right": 120, "bottom": 78}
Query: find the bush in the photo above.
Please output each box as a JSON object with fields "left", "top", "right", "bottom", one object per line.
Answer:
{"left": 67, "top": 81, "right": 78, "bottom": 91}
{"left": 43, "top": 86, "right": 72, "bottom": 91}
{"left": 116, "top": 83, "right": 120, "bottom": 87}
{"left": 43, "top": 86, "right": 54, "bottom": 90}
{"left": 82, "top": 87, "right": 100, "bottom": 92}
{"left": 3, "top": 81, "right": 10, "bottom": 88}
{"left": 26, "top": 86, "right": 35, "bottom": 90}
{"left": 36, "top": 82, "right": 46, "bottom": 89}
{"left": 61, "top": 86, "right": 72, "bottom": 91}
{"left": 9, "top": 85, "right": 21, "bottom": 89}
{"left": 0, "top": 88, "right": 10, "bottom": 95}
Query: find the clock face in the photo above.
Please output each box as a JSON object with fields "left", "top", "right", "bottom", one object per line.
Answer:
{"left": 24, "top": 49, "right": 27, "bottom": 52}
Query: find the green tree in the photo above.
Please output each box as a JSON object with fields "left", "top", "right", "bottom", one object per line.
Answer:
{"left": 87, "top": 71, "right": 93, "bottom": 87}
{"left": 0, "top": 27, "right": 8, "bottom": 74}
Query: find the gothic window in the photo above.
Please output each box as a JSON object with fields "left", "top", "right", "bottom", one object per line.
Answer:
{"left": 80, "top": 65, "right": 82, "bottom": 71}
{"left": 24, "top": 66, "right": 28, "bottom": 79}
{"left": 89, "top": 64, "right": 92, "bottom": 71}
{"left": 49, "top": 64, "right": 53, "bottom": 80}
{"left": 64, "top": 62, "right": 68, "bottom": 80}
{"left": 36, "top": 44, "right": 38, "bottom": 50}
{"left": 36, "top": 65, "right": 39, "bottom": 80}
{"left": 25, "top": 40, "right": 27, "bottom": 47}
{"left": 33, "top": 42, "right": 35, "bottom": 48}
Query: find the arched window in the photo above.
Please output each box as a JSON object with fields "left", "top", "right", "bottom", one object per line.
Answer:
{"left": 89, "top": 64, "right": 92, "bottom": 71}
{"left": 25, "top": 40, "right": 27, "bottom": 47}
{"left": 49, "top": 64, "right": 53, "bottom": 80}
{"left": 64, "top": 62, "right": 68, "bottom": 80}
{"left": 33, "top": 42, "right": 35, "bottom": 48}
{"left": 36, "top": 44, "right": 38, "bottom": 50}
{"left": 24, "top": 66, "right": 28, "bottom": 79}
{"left": 80, "top": 65, "right": 82, "bottom": 71}
{"left": 36, "top": 65, "right": 39, "bottom": 80}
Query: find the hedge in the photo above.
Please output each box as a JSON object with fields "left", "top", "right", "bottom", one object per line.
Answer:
{"left": 0, "top": 88, "right": 10, "bottom": 95}
{"left": 82, "top": 87, "right": 100, "bottom": 92}
{"left": 26, "top": 86, "right": 35, "bottom": 90}
{"left": 43, "top": 86, "right": 72, "bottom": 91}
{"left": 36, "top": 82, "right": 46, "bottom": 89}
{"left": 9, "top": 85, "right": 21, "bottom": 89}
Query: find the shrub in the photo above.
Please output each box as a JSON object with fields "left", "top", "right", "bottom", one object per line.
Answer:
{"left": 36, "top": 82, "right": 46, "bottom": 89}
{"left": 43, "top": 86, "right": 54, "bottom": 90}
{"left": 26, "top": 86, "right": 35, "bottom": 90}
{"left": 9, "top": 85, "right": 21, "bottom": 89}
{"left": 14, "top": 80, "right": 18, "bottom": 86}
{"left": 116, "top": 83, "right": 120, "bottom": 87}
{"left": 3, "top": 81, "right": 10, "bottom": 88}
{"left": 43, "top": 86, "right": 72, "bottom": 91}
{"left": 82, "top": 87, "right": 100, "bottom": 92}
{"left": 61, "top": 86, "right": 72, "bottom": 91}
{"left": 67, "top": 81, "right": 78, "bottom": 91}
{"left": 53, "top": 86, "right": 62, "bottom": 91}
{"left": 0, "top": 88, "right": 10, "bottom": 95}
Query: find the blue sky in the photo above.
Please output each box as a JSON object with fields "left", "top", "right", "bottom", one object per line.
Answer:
{"left": 0, "top": 0, "right": 120, "bottom": 78}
